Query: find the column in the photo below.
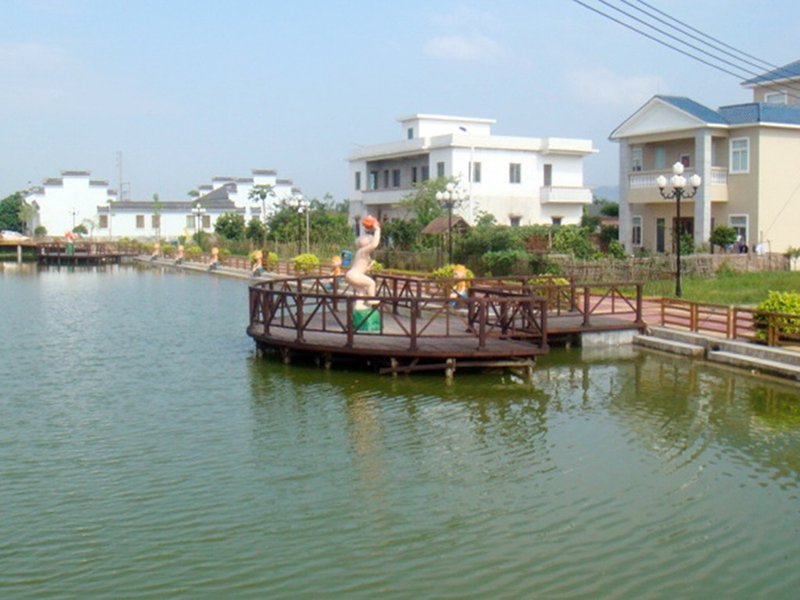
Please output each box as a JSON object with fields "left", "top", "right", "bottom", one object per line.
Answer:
{"left": 694, "top": 129, "right": 713, "bottom": 245}
{"left": 618, "top": 139, "right": 633, "bottom": 252}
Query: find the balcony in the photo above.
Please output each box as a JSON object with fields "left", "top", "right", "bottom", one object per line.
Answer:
{"left": 361, "top": 188, "right": 412, "bottom": 206}
{"left": 540, "top": 186, "right": 593, "bottom": 204}
{"left": 627, "top": 167, "right": 728, "bottom": 203}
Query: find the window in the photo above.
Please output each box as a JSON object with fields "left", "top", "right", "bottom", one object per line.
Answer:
{"left": 151, "top": 215, "right": 160, "bottom": 229}
{"left": 765, "top": 91, "right": 787, "bottom": 104}
{"left": 730, "top": 138, "right": 749, "bottom": 173}
{"left": 383, "top": 170, "right": 389, "bottom": 188}
{"left": 730, "top": 214, "right": 748, "bottom": 242}
{"left": 472, "top": 161, "right": 481, "bottom": 183}
{"left": 656, "top": 218, "right": 665, "bottom": 253}
{"left": 136, "top": 214, "right": 145, "bottom": 229}
{"left": 543, "top": 164, "right": 552, "bottom": 186}
{"left": 355, "top": 172, "right": 361, "bottom": 190}
{"left": 202, "top": 215, "right": 211, "bottom": 229}
{"left": 407, "top": 127, "right": 414, "bottom": 139}
{"left": 186, "top": 215, "right": 194, "bottom": 228}
{"left": 632, "top": 215, "right": 642, "bottom": 246}
{"left": 99, "top": 214, "right": 108, "bottom": 229}
{"left": 368, "top": 171, "right": 378, "bottom": 190}
{"left": 509, "top": 163, "right": 521, "bottom": 184}
{"left": 551, "top": 216, "right": 562, "bottom": 226}
{"left": 421, "top": 166, "right": 429, "bottom": 181}
{"left": 631, "top": 147, "right": 643, "bottom": 172}
{"left": 436, "top": 162, "right": 445, "bottom": 178}
{"left": 680, "top": 154, "right": 691, "bottom": 168}
{"left": 412, "top": 167, "right": 418, "bottom": 183}
{"left": 654, "top": 147, "right": 666, "bottom": 170}
{"left": 509, "top": 216, "right": 521, "bottom": 227}
{"left": 392, "top": 169, "right": 400, "bottom": 187}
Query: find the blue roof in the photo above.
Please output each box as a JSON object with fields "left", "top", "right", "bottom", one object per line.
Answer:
{"left": 719, "top": 102, "right": 800, "bottom": 126}
{"left": 741, "top": 60, "right": 800, "bottom": 86}
{"left": 655, "top": 96, "right": 728, "bottom": 124}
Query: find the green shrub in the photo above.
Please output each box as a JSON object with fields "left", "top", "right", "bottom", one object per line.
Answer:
{"left": 607, "top": 239, "right": 627, "bottom": 259}
{"left": 482, "top": 249, "right": 530, "bottom": 276}
{"left": 184, "top": 245, "right": 203, "bottom": 261}
{"left": 528, "top": 276, "right": 570, "bottom": 286}
{"left": 710, "top": 225, "right": 737, "bottom": 251}
{"left": 431, "top": 264, "right": 475, "bottom": 280}
{"left": 265, "top": 251, "right": 279, "bottom": 269}
{"left": 34, "top": 225, "right": 47, "bottom": 237}
{"left": 293, "top": 253, "right": 320, "bottom": 274}
{"left": 552, "top": 225, "right": 598, "bottom": 259}
{"left": 369, "top": 260, "right": 384, "bottom": 273}
{"left": 754, "top": 291, "right": 800, "bottom": 341}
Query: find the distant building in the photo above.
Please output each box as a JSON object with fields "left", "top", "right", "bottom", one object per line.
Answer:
{"left": 25, "top": 171, "right": 117, "bottom": 237}
{"left": 611, "top": 59, "right": 800, "bottom": 254}
{"left": 25, "top": 168, "right": 301, "bottom": 240}
{"left": 347, "top": 114, "right": 596, "bottom": 229}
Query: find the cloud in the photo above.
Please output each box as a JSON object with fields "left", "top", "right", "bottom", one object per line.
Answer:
{"left": 423, "top": 33, "right": 505, "bottom": 62}
{"left": 565, "top": 67, "right": 665, "bottom": 107}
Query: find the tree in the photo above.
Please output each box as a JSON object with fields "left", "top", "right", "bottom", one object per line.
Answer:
{"left": 246, "top": 218, "right": 267, "bottom": 246}
{"left": 0, "top": 192, "right": 25, "bottom": 232}
{"left": 72, "top": 223, "right": 88, "bottom": 236}
{"left": 18, "top": 201, "right": 37, "bottom": 235}
{"left": 249, "top": 184, "right": 275, "bottom": 223}
{"left": 709, "top": 225, "right": 737, "bottom": 254}
{"left": 400, "top": 178, "right": 454, "bottom": 227}
{"left": 214, "top": 212, "right": 246, "bottom": 241}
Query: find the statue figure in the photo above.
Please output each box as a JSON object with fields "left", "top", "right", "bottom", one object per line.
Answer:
{"left": 251, "top": 249, "right": 264, "bottom": 277}
{"left": 345, "top": 216, "right": 381, "bottom": 309}
{"left": 175, "top": 244, "right": 184, "bottom": 265}
{"left": 151, "top": 241, "right": 161, "bottom": 261}
{"left": 209, "top": 246, "right": 220, "bottom": 270}
{"left": 449, "top": 264, "right": 469, "bottom": 307}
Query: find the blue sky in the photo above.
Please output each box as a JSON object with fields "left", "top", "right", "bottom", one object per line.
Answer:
{"left": 3, "top": 0, "right": 799, "bottom": 202}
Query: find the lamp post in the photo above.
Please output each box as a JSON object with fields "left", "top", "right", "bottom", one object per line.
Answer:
{"left": 656, "top": 162, "right": 702, "bottom": 298}
{"left": 289, "top": 194, "right": 309, "bottom": 255}
{"left": 435, "top": 182, "right": 466, "bottom": 265}
{"left": 70, "top": 207, "right": 78, "bottom": 230}
{"left": 192, "top": 202, "right": 207, "bottom": 235}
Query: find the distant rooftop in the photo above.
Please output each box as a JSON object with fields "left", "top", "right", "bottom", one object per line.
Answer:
{"left": 741, "top": 59, "right": 800, "bottom": 86}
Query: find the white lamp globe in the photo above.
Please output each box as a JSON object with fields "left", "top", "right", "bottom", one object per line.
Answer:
{"left": 672, "top": 162, "right": 684, "bottom": 175}
{"left": 656, "top": 175, "right": 667, "bottom": 188}
{"left": 689, "top": 174, "right": 702, "bottom": 188}
{"left": 446, "top": 182, "right": 455, "bottom": 193}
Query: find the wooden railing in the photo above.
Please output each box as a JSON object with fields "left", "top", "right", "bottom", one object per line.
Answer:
{"left": 248, "top": 274, "right": 548, "bottom": 353}
{"left": 657, "top": 298, "right": 800, "bottom": 347}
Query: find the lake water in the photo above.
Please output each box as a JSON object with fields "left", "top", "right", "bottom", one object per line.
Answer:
{"left": 2, "top": 264, "right": 800, "bottom": 598}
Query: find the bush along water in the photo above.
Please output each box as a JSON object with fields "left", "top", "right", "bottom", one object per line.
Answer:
{"left": 754, "top": 291, "right": 800, "bottom": 342}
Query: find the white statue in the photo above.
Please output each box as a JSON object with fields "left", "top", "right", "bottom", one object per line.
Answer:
{"left": 345, "top": 216, "right": 381, "bottom": 309}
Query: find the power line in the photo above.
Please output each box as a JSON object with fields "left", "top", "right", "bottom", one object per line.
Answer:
{"left": 571, "top": 0, "right": 800, "bottom": 101}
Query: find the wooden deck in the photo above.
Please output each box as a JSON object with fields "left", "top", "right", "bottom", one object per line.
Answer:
{"left": 247, "top": 274, "right": 646, "bottom": 375}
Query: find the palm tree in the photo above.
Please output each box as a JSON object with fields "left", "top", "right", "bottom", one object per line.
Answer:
{"left": 249, "top": 184, "right": 276, "bottom": 225}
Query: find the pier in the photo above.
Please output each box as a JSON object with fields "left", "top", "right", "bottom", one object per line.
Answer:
{"left": 247, "top": 274, "right": 646, "bottom": 376}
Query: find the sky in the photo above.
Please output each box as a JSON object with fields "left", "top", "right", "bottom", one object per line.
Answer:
{"left": 3, "top": 0, "right": 800, "bottom": 203}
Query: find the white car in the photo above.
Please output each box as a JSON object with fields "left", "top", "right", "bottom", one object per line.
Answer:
{"left": 0, "top": 230, "right": 30, "bottom": 241}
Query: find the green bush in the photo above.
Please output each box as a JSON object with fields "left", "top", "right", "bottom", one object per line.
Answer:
{"left": 34, "top": 225, "right": 47, "bottom": 237}
{"left": 552, "top": 225, "right": 598, "bottom": 259}
{"left": 710, "top": 225, "right": 737, "bottom": 251}
{"left": 755, "top": 291, "right": 800, "bottom": 341}
{"left": 431, "top": 264, "right": 475, "bottom": 280}
{"left": 292, "top": 253, "right": 320, "bottom": 274}
{"left": 265, "top": 251, "right": 279, "bottom": 269}
{"left": 607, "top": 239, "right": 627, "bottom": 259}
{"left": 482, "top": 249, "right": 530, "bottom": 276}
{"left": 185, "top": 245, "right": 203, "bottom": 261}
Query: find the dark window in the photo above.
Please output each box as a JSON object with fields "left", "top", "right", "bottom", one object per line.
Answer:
{"left": 543, "top": 164, "right": 552, "bottom": 186}
{"left": 392, "top": 169, "right": 400, "bottom": 187}
{"left": 472, "top": 162, "right": 481, "bottom": 183}
{"left": 407, "top": 127, "right": 414, "bottom": 139}
{"left": 412, "top": 167, "right": 418, "bottom": 183}
{"left": 99, "top": 214, "right": 108, "bottom": 228}
{"left": 368, "top": 171, "right": 378, "bottom": 190}
{"left": 136, "top": 215, "right": 145, "bottom": 228}
{"left": 509, "top": 163, "right": 521, "bottom": 184}
{"left": 202, "top": 214, "right": 211, "bottom": 229}
{"left": 421, "top": 166, "right": 429, "bottom": 181}
{"left": 437, "top": 162, "right": 445, "bottom": 178}
{"left": 383, "top": 170, "right": 389, "bottom": 188}
{"left": 151, "top": 215, "right": 160, "bottom": 229}
{"left": 355, "top": 172, "right": 361, "bottom": 190}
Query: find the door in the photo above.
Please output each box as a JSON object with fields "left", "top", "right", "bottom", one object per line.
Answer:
{"left": 656, "top": 218, "right": 665, "bottom": 253}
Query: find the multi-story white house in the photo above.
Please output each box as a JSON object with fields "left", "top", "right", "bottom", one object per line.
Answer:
{"left": 25, "top": 168, "right": 301, "bottom": 240}
{"left": 611, "top": 59, "right": 800, "bottom": 254}
{"left": 347, "top": 114, "right": 596, "bottom": 229}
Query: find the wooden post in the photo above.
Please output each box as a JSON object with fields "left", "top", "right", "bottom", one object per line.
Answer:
{"left": 636, "top": 283, "right": 643, "bottom": 324}
{"left": 478, "top": 301, "right": 487, "bottom": 350}
{"left": 346, "top": 297, "right": 354, "bottom": 349}
{"left": 296, "top": 293, "right": 304, "bottom": 343}
{"left": 582, "top": 286, "right": 591, "bottom": 327}
{"left": 409, "top": 299, "right": 418, "bottom": 351}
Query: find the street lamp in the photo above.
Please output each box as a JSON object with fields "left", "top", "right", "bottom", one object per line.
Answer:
{"left": 656, "top": 162, "right": 702, "bottom": 298}
{"left": 70, "top": 207, "right": 78, "bottom": 230}
{"left": 288, "top": 194, "right": 309, "bottom": 255}
{"left": 435, "top": 182, "right": 467, "bottom": 265}
{"left": 192, "top": 202, "right": 207, "bottom": 234}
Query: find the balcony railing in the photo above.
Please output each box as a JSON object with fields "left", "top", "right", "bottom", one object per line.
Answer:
{"left": 539, "top": 186, "right": 592, "bottom": 204}
{"left": 629, "top": 167, "right": 727, "bottom": 188}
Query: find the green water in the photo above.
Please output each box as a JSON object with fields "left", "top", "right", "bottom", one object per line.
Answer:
{"left": 2, "top": 264, "right": 800, "bottom": 598}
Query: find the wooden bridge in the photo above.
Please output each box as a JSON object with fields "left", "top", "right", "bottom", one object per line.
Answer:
{"left": 247, "top": 274, "right": 646, "bottom": 376}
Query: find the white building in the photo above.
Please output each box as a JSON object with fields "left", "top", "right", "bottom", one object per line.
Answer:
{"left": 25, "top": 171, "right": 117, "bottom": 237}
{"left": 25, "top": 168, "right": 301, "bottom": 240}
{"left": 347, "top": 114, "right": 596, "bottom": 229}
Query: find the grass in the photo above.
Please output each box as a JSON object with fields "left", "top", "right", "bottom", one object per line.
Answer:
{"left": 643, "top": 270, "right": 800, "bottom": 305}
